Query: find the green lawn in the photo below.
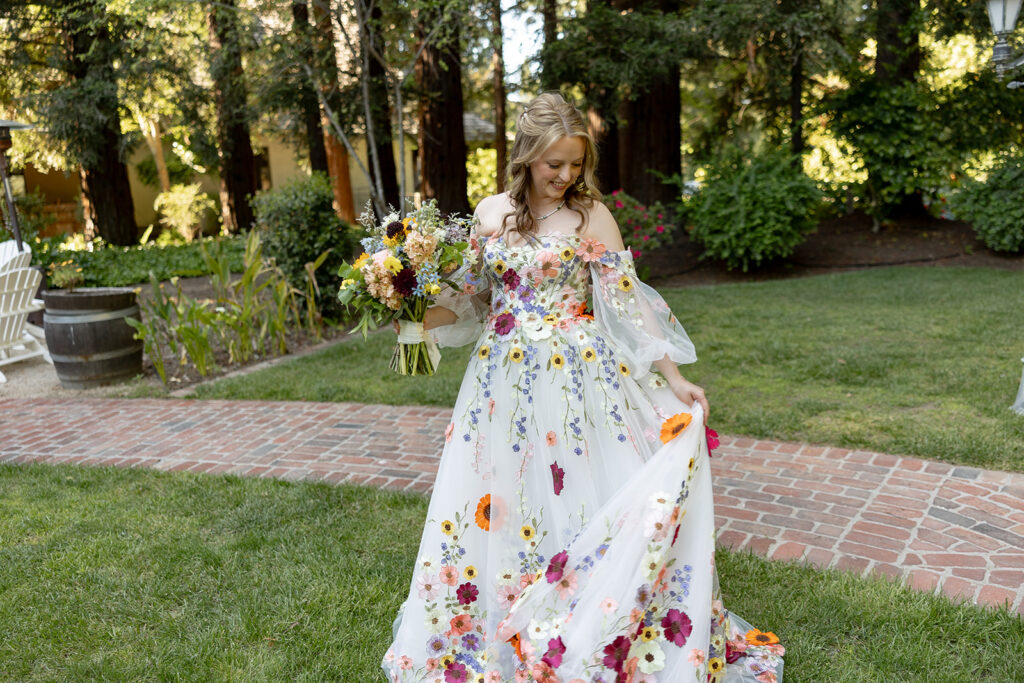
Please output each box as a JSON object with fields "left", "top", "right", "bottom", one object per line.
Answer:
{"left": 191, "top": 267, "right": 1024, "bottom": 471}
{"left": 1, "top": 463, "right": 1020, "bottom": 682}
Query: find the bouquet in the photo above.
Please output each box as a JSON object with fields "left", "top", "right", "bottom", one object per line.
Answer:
{"left": 337, "top": 200, "right": 474, "bottom": 376}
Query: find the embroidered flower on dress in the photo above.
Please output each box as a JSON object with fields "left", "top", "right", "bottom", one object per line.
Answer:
{"left": 535, "top": 251, "right": 561, "bottom": 278}
{"left": 600, "top": 597, "right": 618, "bottom": 614}
{"left": 661, "top": 609, "right": 693, "bottom": 647}
{"left": 444, "top": 661, "right": 469, "bottom": 683}
{"left": 576, "top": 239, "right": 607, "bottom": 262}
{"left": 416, "top": 572, "right": 441, "bottom": 599}
{"left": 439, "top": 565, "right": 459, "bottom": 585}
{"left": 745, "top": 630, "right": 780, "bottom": 646}
{"left": 551, "top": 353, "right": 565, "bottom": 370}
{"left": 449, "top": 614, "right": 474, "bottom": 635}
{"left": 706, "top": 426, "right": 720, "bottom": 453}
{"left": 494, "top": 312, "right": 516, "bottom": 336}
{"left": 545, "top": 550, "right": 569, "bottom": 583}
{"left": 582, "top": 347, "right": 597, "bottom": 362}
{"left": 687, "top": 648, "right": 705, "bottom": 667}
{"left": 618, "top": 275, "right": 634, "bottom": 292}
{"left": 632, "top": 641, "right": 666, "bottom": 674}
{"left": 441, "top": 520, "right": 455, "bottom": 535}
{"left": 501, "top": 267, "right": 521, "bottom": 290}
{"left": 550, "top": 461, "right": 565, "bottom": 496}
{"left": 618, "top": 362, "right": 630, "bottom": 376}
{"left": 660, "top": 413, "right": 693, "bottom": 443}
{"left": 475, "top": 495, "right": 493, "bottom": 530}
{"left": 494, "top": 259, "right": 507, "bottom": 274}
{"left": 478, "top": 345, "right": 490, "bottom": 360}
{"left": 602, "top": 635, "right": 632, "bottom": 672}
{"left": 456, "top": 582, "right": 479, "bottom": 605}
{"left": 463, "top": 565, "right": 478, "bottom": 580}
{"left": 559, "top": 246, "right": 576, "bottom": 261}
{"left": 520, "top": 525, "right": 535, "bottom": 541}
{"left": 640, "top": 626, "right": 659, "bottom": 642}
{"left": 509, "top": 347, "right": 525, "bottom": 363}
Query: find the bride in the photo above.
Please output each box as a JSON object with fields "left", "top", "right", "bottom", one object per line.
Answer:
{"left": 382, "top": 92, "right": 784, "bottom": 683}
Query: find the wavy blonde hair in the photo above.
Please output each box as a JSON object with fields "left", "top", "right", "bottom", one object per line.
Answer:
{"left": 503, "top": 92, "right": 600, "bottom": 239}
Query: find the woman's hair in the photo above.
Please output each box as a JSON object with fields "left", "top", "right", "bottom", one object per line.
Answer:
{"left": 503, "top": 92, "right": 600, "bottom": 238}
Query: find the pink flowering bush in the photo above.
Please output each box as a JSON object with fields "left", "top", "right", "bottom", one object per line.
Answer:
{"left": 603, "top": 190, "right": 678, "bottom": 263}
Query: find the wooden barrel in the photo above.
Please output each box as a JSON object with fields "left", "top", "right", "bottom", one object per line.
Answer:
{"left": 43, "top": 288, "right": 143, "bottom": 389}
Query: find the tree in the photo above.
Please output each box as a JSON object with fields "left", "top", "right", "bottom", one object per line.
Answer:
{"left": 365, "top": 2, "right": 400, "bottom": 209}
{"left": 492, "top": 0, "right": 507, "bottom": 193}
{"left": 313, "top": 0, "right": 356, "bottom": 222}
{"left": 291, "top": 0, "right": 330, "bottom": 174}
{"left": 208, "top": 0, "right": 258, "bottom": 233}
{"left": 416, "top": 3, "right": 471, "bottom": 215}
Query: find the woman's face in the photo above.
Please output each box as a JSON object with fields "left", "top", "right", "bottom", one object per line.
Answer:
{"left": 528, "top": 136, "right": 585, "bottom": 205}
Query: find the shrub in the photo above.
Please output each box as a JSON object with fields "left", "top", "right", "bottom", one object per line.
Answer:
{"left": 690, "top": 147, "right": 822, "bottom": 271}
{"left": 604, "top": 190, "right": 678, "bottom": 278}
{"left": 251, "top": 172, "right": 360, "bottom": 317}
{"left": 952, "top": 154, "right": 1024, "bottom": 253}
{"left": 154, "top": 183, "right": 218, "bottom": 242}
{"left": 0, "top": 189, "right": 55, "bottom": 244}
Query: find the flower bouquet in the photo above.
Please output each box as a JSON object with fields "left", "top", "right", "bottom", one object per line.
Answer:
{"left": 337, "top": 200, "right": 475, "bottom": 376}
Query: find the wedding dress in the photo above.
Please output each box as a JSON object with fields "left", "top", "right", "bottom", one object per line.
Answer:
{"left": 383, "top": 232, "right": 784, "bottom": 683}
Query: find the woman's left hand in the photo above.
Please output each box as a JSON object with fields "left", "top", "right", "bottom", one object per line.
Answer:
{"left": 668, "top": 377, "right": 709, "bottom": 425}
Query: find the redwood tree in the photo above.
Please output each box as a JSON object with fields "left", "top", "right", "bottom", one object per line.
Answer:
{"left": 208, "top": 0, "right": 257, "bottom": 233}
{"left": 292, "top": 0, "right": 329, "bottom": 174}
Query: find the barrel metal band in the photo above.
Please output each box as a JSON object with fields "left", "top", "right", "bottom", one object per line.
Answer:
{"left": 48, "top": 343, "right": 143, "bottom": 364}
{"left": 44, "top": 305, "right": 141, "bottom": 325}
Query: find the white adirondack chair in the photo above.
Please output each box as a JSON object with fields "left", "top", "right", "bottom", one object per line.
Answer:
{"left": 0, "top": 239, "right": 31, "bottom": 272}
{"left": 0, "top": 267, "right": 50, "bottom": 383}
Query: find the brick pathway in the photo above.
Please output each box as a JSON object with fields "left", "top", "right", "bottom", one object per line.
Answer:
{"left": 2, "top": 397, "right": 1023, "bottom": 615}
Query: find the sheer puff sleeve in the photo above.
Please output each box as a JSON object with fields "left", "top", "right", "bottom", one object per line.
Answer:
{"left": 590, "top": 248, "right": 696, "bottom": 375}
{"left": 428, "top": 231, "right": 492, "bottom": 348}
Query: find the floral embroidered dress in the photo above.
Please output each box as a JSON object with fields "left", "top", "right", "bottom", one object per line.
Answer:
{"left": 383, "top": 233, "right": 784, "bottom": 683}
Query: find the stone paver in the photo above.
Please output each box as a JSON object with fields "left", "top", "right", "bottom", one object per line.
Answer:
{"left": 2, "top": 397, "right": 1023, "bottom": 615}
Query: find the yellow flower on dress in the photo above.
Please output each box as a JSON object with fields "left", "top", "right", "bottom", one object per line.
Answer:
{"left": 745, "top": 629, "right": 780, "bottom": 646}
{"left": 494, "top": 259, "right": 507, "bottom": 274}
{"left": 551, "top": 353, "right": 565, "bottom": 370}
{"left": 510, "top": 347, "right": 525, "bottom": 363}
{"left": 464, "top": 565, "right": 478, "bottom": 580}
{"left": 640, "top": 626, "right": 659, "bottom": 642}
{"left": 520, "top": 525, "right": 535, "bottom": 540}
{"left": 474, "top": 675, "right": 485, "bottom": 683}
{"left": 582, "top": 347, "right": 597, "bottom": 362}
{"left": 478, "top": 345, "right": 490, "bottom": 360}
{"left": 708, "top": 657, "right": 725, "bottom": 673}
{"left": 559, "top": 246, "right": 575, "bottom": 261}
{"left": 441, "top": 520, "right": 455, "bottom": 535}
{"left": 440, "top": 655, "right": 455, "bottom": 668}
{"left": 659, "top": 412, "right": 693, "bottom": 443}
{"left": 618, "top": 362, "right": 630, "bottom": 376}
{"left": 617, "top": 275, "right": 634, "bottom": 292}
{"left": 543, "top": 313, "right": 558, "bottom": 325}
{"left": 688, "top": 457, "right": 695, "bottom": 473}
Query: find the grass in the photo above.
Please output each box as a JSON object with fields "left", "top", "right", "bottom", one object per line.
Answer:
{"left": 191, "top": 266, "right": 1024, "bottom": 471}
{"left": 1, "top": 463, "right": 1021, "bottom": 682}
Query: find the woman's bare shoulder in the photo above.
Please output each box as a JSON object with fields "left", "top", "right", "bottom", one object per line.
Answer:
{"left": 581, "top": 199, "right": 625, "bottom": 251}
{"left": 474, "top": 193, "right": 514, "bottom": 236}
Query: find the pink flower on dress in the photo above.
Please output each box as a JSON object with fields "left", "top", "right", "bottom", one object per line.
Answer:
{"left": 444, "top": 661, "right": 469, "bottom": 683}
{"left": 550, "top": 461, "right": 565, "bottom": 496}
{"left": 416, "top": 572, "right": 441, "bottom": 599}
{"left": 489, "top": 398, "right": 496, "bottom": 416}
{"left": 497, "top": 583, "right": 520, "bottom": 608}
{"left": 485, "top": 672, "right": 502, "bottom": 683}
{"left": 661, "top": 609, "right": 693, "bottom": 647}
{"left": 602, "top": 635, "right": 631, "bottom": 672}
{"left": 545, "top": 550, "right": 569, "bottom": 583}
{"left": 535, "top": 251, "right": 561, "bottom": 278}
{"left": 444, "top": 423, "right": 454, "bottom": 443}
{"left": 494, "top": 312, "right": 516, "bottom": 336}
{"left": 687, "top": 648, "right": 705, "bottom": 667}
{"left": 426, "top": 658, "right": 439, "bottom": 671}
{"left": 756, "top": 672, "right": 778, "bottom": 683}
{"left": 449, "top": 613, "right": 474, "bottom": 635}
{"left": 706, "top": 426, "right": 720, "bottom": 453}
{"left": 542, "top": 636, "right": 566, "bottom": 668}
{"left": 576, "top": 239, "right": 607, "bottom": 262}
{"left": 554, "top": 569, "right": 578, "bottom": 599}
{"left": 398, "top": 655, "right": 413, "bottom": 670}
{"left": 600, "top": 597, "right": 618, "bottom": 614}
{"left": 546, "top": 431, "right": 557, "bottom": 446}
{"left": 439, "top": 565, "right": 459, "bottom": 586}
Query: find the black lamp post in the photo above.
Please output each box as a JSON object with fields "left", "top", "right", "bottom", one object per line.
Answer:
{"left": 988, "top": 0, "right": 1024, "bottom": 81}
{"left": 0, "top": 119, "right": 32, "bottom": 252}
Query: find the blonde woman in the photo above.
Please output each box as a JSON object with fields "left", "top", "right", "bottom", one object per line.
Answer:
{"left": 383, "top": 93, "right": 783, "bottom": 683}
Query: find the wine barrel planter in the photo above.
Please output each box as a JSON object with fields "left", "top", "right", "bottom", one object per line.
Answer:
{"left": 43, "top": 288, "right": 143, "bottom": 389}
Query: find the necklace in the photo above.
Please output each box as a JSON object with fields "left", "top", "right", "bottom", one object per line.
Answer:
{"left": 533, "top": 200, "right": 565, "bottom": 221}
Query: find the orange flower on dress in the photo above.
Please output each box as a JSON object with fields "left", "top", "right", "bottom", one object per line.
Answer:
{"left": 660, "top": 412, "right": 693, "bottom": 443}
{"left": 546, "top": 431, "right": 557, "bottom": 446}
{"left": 574, "top": 301, "right": 594, "bottom": 320}
{"left": 475, "top": 494, "right": 492, "bottom": 530}
{"left": 507, "top": 633, "right": 526, "bottom": 662}
{"left": 745, "top": 629, "right": 780, "bottom": 646}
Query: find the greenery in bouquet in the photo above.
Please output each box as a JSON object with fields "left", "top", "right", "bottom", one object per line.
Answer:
{"left": 337, "top": 200, "right": 474, "bottom": 375}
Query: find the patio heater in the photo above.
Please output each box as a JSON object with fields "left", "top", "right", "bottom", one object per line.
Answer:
{"left": 988, "top": 0, "right": 1024, "bottom": 80}
{"left": 0, "top": 119, "right": 32, "bottom": 252}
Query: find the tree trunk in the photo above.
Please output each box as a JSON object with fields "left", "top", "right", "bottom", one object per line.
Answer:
{"left": 367, "top": 3, "right": 400, "bottom": 209}
{"left": 617, "top": 65, "right": 680, "bottom": 206}
{"left": 65, "top": 3, "right": 136, "bottom": 246}
{"left": 311, "top": 0, "right": 355, "bottom": 221}
{"left": 291, "top": 0, "right": 329, "bottom": 174}
{"left": 492, "top": 0, "right": 507, "bottom": 193}
{"left": 541, "top": 0, "right": 558, "bottom": 90}
{"left": 208, "top": 0, "right": 257, "bottom": 233}
{"left": 416, "top": 18, "right": 470, "bottom": 215}
{"left": 789, "top": 46, "right": 804, "bottom": 156}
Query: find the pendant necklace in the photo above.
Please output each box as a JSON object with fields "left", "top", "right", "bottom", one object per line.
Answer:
{"left": 534, "top": 200, "right": 565, "bottom": 221}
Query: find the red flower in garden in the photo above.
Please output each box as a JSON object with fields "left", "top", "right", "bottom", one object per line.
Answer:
{"left": 550, "top": 461, "right": 565, "bottom": 496}
{"left": 545, "top": 550, "right": 569, "bottom": 583}
{"left": 602, "top": 635, "right": 631, "bottom": 672}
{"left": 456, "top": 581, "right": 479, "bottom": 605}
{"left": 661, "top": 608, "right": 692, "bottom": 647}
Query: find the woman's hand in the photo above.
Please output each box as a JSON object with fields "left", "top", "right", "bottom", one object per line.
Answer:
{"left": 668, "top": 376, "right": 709, "bottom": 425}
{"left": 393, "top": 306, "right": 456, "bottom": 333}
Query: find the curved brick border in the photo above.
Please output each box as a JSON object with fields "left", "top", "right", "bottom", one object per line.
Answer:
{"left": 1, "top": 397, "right": 1022, "bottom": 614}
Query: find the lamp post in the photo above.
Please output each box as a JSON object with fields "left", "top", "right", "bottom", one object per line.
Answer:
{"left": 0, "top": 119, "right": 32, "bottom": 252}
{"left": 988, "top": 0, "right": 1024, "bottom": 80}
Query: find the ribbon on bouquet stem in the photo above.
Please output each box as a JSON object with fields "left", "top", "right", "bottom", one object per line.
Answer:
{"left": 396, "top": 319, "right": 442, "bottom": 370}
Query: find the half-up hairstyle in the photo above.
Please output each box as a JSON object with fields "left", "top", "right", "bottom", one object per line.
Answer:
{"left": 503, "top": 92, "right": 600, "bottom": 239}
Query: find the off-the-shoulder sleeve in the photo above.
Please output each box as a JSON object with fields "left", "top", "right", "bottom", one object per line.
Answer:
{"left": 428, "top": 231, "right": 492, "bottom": 348}
{"left": 589, "top": 249, "right": 696, "bottom": 374}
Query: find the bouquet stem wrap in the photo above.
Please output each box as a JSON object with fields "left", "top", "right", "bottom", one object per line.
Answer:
{"left": 390, "top": 297, "right": 441, "bottom": 376}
